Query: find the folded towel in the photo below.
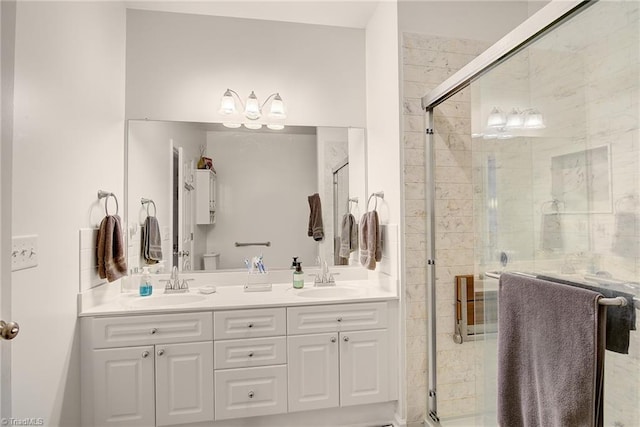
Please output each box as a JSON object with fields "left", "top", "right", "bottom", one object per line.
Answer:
{"left": 142, "top": 216, "right": 162, "bottom": 263}
{"left": 611, "top": 212, "right": 639, "bottom": 257}
{"left": 97, "top": 215, "right": 128, "bottom": 282}
{"left": 307, "top": 193, "right": 324, "bottom": 241}
{"left": 359, "top": 211, "right": 382, "bottom": 270}
{"left": 498, "top": 273, "right": 605, "bottom": 427}
{"left": 541, "top": 212, "right": 563, "bottom": 250}
{"left": 538, "top": 274, "right": 637, "bottom": 354}
{"left": 338, "top": 212, "right": 357, "bottom": 259}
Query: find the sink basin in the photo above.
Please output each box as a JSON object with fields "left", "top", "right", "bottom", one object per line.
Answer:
{"left": 128, "top": 293, "right": 207, "bottom": 308}
{"left": 297, "top": 286, "right": 363, "bottom": 299}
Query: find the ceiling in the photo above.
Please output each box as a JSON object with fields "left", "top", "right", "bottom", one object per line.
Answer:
{"left": 125, "top": 0, "right": 381, "bottom": 29}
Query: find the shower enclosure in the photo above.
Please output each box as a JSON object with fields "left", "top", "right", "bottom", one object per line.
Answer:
{"left": 423, "top": 1, "right": 640, "bottom": 425}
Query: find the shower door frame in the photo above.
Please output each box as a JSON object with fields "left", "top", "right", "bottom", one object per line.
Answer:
{"left": 421, "top": 0, "right": 592, "bottom": 423}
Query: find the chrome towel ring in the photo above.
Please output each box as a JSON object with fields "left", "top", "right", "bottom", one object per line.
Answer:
{"left": 97, "top": 190, "right": 119, "bottom": 216}
{"left": 367, "top": 191, "right": 384, "bottom": 211}
{"left": 141, "top": 198, "right": 157, "bottom": 217}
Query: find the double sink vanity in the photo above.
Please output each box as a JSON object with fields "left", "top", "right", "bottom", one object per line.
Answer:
{"left": 79, "top": 277, "right": 398, "bottom": 426}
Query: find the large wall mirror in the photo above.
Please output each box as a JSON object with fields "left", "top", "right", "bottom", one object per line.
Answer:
{"left": 126, "top": 120, "right": 367, "bottom": 272}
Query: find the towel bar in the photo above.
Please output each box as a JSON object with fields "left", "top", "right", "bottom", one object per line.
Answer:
{"left": 485, "top": 271, "right": 639, "bottom": 309}
{"left": 235, "top": 241, "right": 271, "bottom": 247}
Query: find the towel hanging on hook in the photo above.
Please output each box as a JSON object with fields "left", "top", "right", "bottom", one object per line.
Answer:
{"left": 96, "top": 190, "right": 127, "bottom": 282}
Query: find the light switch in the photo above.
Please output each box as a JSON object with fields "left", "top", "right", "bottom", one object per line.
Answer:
{"left": 12, "top": 235, "right": 38, "bottom": 271}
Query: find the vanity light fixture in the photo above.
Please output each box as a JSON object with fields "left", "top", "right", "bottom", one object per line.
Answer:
{"left": 219, "top": 89, "right": 287, "bottom": 130}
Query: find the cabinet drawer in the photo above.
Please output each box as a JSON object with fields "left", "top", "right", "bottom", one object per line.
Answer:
{"left": 214, "top": 308, "right": 286, "bottom": 340}
{"left": 287, "top": 302, "right": 387, "bottom": 335}
{"left": 214, "top": 336, "right": 286, "bottom": 370}
{"left": 214, "top": 365, "right": 287, "bottom": 420}
{"left": 91, "top": 312, "right": 213, "bottom": 348}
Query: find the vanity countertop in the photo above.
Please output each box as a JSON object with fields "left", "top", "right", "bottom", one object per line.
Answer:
{"left": 79, "top": 280, "right": 398, "bottom": 317}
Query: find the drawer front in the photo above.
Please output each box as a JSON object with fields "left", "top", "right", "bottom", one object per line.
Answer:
{"left": 92, "top": 312, "right": 213, "bottom": 348}
{"left": 214, "top": 336, "right": 286, "bottom": 370}
{"left": 287, "top": 302, "right": 388, "bottom": 335}
{"left": 214, "top": 308, "right": 286, "bottom": 340}
{"left": 214, "top": 365, "right": 287, "bottom": 420}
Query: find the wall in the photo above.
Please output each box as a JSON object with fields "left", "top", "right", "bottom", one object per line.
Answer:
{"left": 127, "top": 120, "right": 206, "bottom": 274}
{"left": 205, "top": 129, "right": 318, "bottom": 270}
{"left": 11, "top": 2, "right": 125, "bottom": 425}
{"left": 125, "top": 9, "right": 366, "bottom": 128}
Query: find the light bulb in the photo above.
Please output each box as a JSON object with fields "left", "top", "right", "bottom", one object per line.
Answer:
{"left": 244, "top": 91, "right": 261, "bottom": 120}
{"left": 219, "top": 89, "right": 237, "bottom": 115}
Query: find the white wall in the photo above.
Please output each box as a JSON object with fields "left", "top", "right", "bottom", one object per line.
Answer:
{"left": 127, "top": 120, "right": 206, "bottom": 274}
{"left": 11, "top": 2, "right": 125, "bottom": 424}
{"left": 205, "top": 129, "right": 318, "bottom": 270}
{"left": 399, "top": 1, "right": 530, "bottom": 41}
{"left": 125, "top": 9, "right": 366, "bottom": 128}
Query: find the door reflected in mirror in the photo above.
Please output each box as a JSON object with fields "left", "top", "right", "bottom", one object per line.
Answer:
{"left": 127, "top": 121, "right": 366, "bottom": 272}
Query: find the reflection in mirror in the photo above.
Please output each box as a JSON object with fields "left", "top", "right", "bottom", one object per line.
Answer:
{"left": 127, "top": 121, "right": 366, "bottom": 272}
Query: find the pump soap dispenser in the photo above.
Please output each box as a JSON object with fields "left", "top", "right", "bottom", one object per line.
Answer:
{"left": 293, "top": 261, "right": 304, "bottom": 289}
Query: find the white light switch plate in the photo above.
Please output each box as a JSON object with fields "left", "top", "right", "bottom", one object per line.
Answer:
{"left": 12, "top": 235, "right": 39, "bottom": 271}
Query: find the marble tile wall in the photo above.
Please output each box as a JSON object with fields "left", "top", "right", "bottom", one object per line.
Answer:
{"left": 402, "top": 32, "right": 488, "bottom": 425}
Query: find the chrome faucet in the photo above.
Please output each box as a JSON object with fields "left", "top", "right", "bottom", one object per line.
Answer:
{"left": 163, "top": 266, "right": 192, "bottom": 293}
{"left": 311, "top": 258, "right": 338, "bottom": 286}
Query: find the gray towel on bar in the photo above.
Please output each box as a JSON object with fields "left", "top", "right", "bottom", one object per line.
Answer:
{"left": 338, "top": 212, "right": 357, "bottom": 259}
{"left": 538, "top": 274, "right": 636, "bottom": 354}
{"left": 307, "top": 193, "right": 324, "bottom": 241}
{"left": 359, "top": 211, "right": 382, "bottom": 270}
{"left": 611, "top": 212, "right": 639, "bottom": 257}
{"left": 541, "top": 212, "right": 563, "bottom": 250}
{"left": 498, "top": 273, "right": 605, "bottom": 427}
{"left": 97, "top": 215, "right": 128, "bottom": 282}
{"left": 142, "top": 216, "right": 162, "bottom": 263}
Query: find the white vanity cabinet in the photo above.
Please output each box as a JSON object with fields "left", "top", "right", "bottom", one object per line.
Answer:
{"left": 286, "top": 302, "right": 390, "bottom": 412}
{"left": 195, "top": 169, "right": 216, "bottom": 225}
{"left": 82, "top": 312, "right": 214, "bottom": 427}
{"left": 213, "top": 307, "right": 288, "bottom": 420}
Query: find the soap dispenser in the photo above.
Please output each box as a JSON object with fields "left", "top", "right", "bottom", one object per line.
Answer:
{"left": 140, "top": 267, "right": 153, "bottom": 296}
{"left": 291, "top": 256, "right": 299, "bottom": 269}
{"left": 293, "top": 262, "right": 304, "bottom": 289}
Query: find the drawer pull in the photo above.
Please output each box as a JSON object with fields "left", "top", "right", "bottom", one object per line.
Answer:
{"left": 330, "top": 337, "right": 337, "bottom": 343}
{"left": 336, "top": 317, "right": 343, "bottom": 322}
{"left": 142, "top": 351, "right": 150, "bottom": 358}
{"left": 248, "top": 391, "right": 255, "bottom": 399}
{"left": 343, "top": 336, "right": 350, "bottom": 342}
{"left": 150, "top": 328, "right": 158, "bottom": 335}
{"left": 247, "top": 323, "right": 254, "bottom": 328}
{"left": 248, "top": 352, "right": 254, "bottom": 358}
{"left": 157, "top": 349, "right": 165, "bottom": 356}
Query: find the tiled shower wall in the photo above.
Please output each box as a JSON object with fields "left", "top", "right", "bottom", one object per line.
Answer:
{"left": 402, "top": 33, "right": 488, "bottom": 425}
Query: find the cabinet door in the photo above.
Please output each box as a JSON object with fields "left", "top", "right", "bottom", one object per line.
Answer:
{"left": 339, "top": 329, "right": 389, "bottom": 407}
{"left": 287, "top": 333, "right": 339, "bottom": 412}
{"left": 155, "top": 342, "right": 214, "bottom": 426}
{"left": 93, "top": 346, "right": 155, "bottom": 426}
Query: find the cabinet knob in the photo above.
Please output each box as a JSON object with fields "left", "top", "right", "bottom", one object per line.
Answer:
{"left": 248, "top": 352, "right": 254, "bottom": 358}
{"left": 248, "top": 391, "right": 255, "bottom": 399}
{"left": 141, "top": 351, "right": 150, "bottom": 358}
{"left": 343, "top": 336, "right": 350, "bottom": 342}
{"left": 150, "top": 328, "right": 158, "bottom": 335}
{"left": 330, "top": 337, "right": 337, "bottom": 343}
{"left": 157, "top": 349, "right": 165, "bottom": 356}
{"left": 336, "top": 317, "right": 343, "bottom": 323}
{"left": 247, "top": 323, "right": 254, "bottom": 328}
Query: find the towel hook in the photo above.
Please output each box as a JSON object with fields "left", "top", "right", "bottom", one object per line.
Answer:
{"left": 98, "top": 190, "right": 119, "bottom": 216}
{"left": 141, "top": 198, "right": 157, "bottom": 217}
{"left": 367, "top": 191, "right": 384, "bottom": 211}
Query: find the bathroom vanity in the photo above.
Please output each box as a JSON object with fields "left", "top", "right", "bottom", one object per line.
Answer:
{"left": 79, "top": 280, "right": 398, "bottom": 426}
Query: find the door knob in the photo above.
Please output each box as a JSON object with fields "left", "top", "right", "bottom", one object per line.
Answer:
{"left": 0, "top": 320, "right": 19, "bottom": 340}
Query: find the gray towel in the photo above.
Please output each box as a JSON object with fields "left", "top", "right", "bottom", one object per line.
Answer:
{"left": 97, "top": 215, "right": 128, "bottom": 282}
{"left": 307, "top": 193, "right": 324, "bottom": 241}
{"left": 538, "top": 274, "right": 636, "bottom": 354}
{"left": 359, "top": 211, "right": 382, "bottom": 270}
{"left": 142, "top": 216, "right": 162, "bottom": 263}
{"left": 338, "top": 213, "right": 357, "bottom": 259}
{"left": 498, "top": 273, "right": 605, "bottom": 427}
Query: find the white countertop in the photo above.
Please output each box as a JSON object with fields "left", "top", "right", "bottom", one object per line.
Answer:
{"left": 79, "top": 280, "right": 398, "bottom": 317}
